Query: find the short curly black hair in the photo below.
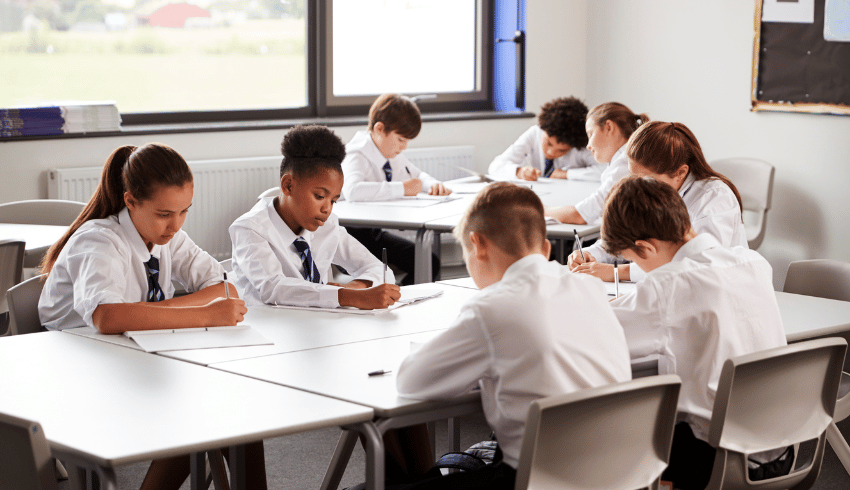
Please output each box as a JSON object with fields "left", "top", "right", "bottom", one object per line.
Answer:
{"left": 280, "top": 125, "right": 346, "bottom": 179}
{"left": 537, "top": 97, "right": 589, "bottom": 148}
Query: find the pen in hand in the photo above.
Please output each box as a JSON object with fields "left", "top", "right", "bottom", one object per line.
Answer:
{"left": 223, "top": 272, "right": 230, "bottom": 298}
{"left": 573, "top": 229, "right": 585, "bottom": 262}
{"left": 382, "top": 247, "right": 388, "bottom": 284}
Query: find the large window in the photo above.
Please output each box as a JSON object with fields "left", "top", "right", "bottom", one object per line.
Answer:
{"left": 1, "top": 0, "right": 515, "bottom": 125}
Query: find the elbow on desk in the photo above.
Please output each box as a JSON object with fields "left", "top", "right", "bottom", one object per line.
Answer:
{"left": 91, "top": 305, "right": 126, "bottom": 335}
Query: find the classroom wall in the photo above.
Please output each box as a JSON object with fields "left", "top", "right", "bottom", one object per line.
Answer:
{"left": 582, "top": 0, "right": 850, "bottom": 289}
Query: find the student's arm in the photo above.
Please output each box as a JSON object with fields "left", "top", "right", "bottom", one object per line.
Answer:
{"left": 167, "top": 230, "right": 232, "bottom": 297}
{"left": 565, "top": 149, "right": 605, "bottom": 181}
{"left": 487, "top": 126, "right": 539, "bottom": 180}
{"left": 333, "top": 224, "right": 401, "bottom": 309}
{"left": 609, "top": 279, "right": 665, "bottom": 359}
{"left": 402, "top": 159, "right": 450, "bottom": 195}
{"left": 341, "top": 153, "right": 405, "bottom": 202}
{"left": 545, "top": 205, "right": 587, "bottom": 225}
{"left": 156, "top": 281, "right": 238, "bottom": 306}
{"left": 91, "top": 297, "right": 247, "bottom": 335}
{"left": 397, "top": 305, "right": 490, "bottom": 399}
{"left": 570, "top": 156, "right": 632, "bottom": 225}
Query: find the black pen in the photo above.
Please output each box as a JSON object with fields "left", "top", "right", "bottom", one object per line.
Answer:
{"left": 223, "top": 272, "right": 230, "bottom": 298}
{"left": 368, "top": 370, "right": 392, "bottom": 377}
{"left": 573, "top": 229, "right": 585, "bottom": 261}
{"left": 405, "top": 167, "right": 412, "bottom": 177}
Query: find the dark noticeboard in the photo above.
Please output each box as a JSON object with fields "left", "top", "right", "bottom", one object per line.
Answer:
{"left": 752, "top": 0, "right": 850, "bottom": 115}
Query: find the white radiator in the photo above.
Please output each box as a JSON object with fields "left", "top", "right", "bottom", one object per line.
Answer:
{"left": 46, "top": 146, "right": 475, "bottom": 262}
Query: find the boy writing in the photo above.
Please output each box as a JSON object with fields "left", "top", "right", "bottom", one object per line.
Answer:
{"left": 605, "top": 176, "right": 788, "bottom": 490}
{"left": 488, "top": 96, "right": 601, "bottom": 181}
{"left": 341, "top": 94, "right": 448, "bottom": 283}
{"left": 395, "top": 182, "right": 632, "bottom": 489}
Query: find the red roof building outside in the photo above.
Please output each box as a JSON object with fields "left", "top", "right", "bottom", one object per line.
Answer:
{"left": 148, "top": 3, "right": 211, "bottom": 28}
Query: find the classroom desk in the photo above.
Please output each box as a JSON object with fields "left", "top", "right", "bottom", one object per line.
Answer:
{"left": 776, "top": 291, "right": 850, "bottom": 343}
{"left": 0, "top": 331, "right": 375, "bottom": 490}
{"left": 210, "top": 332, "right": 481, "bottom": 490}
{"left": 0, "top": 222, "right": 67, "bottom": 267}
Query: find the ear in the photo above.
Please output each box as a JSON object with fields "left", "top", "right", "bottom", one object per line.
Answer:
{"left": 674, "top": 164, "right": 689, "bottom": 182}
{"left": 633, "top": 239, "right": 658, "bottom": 258}
{"left": 124, "top": 191, "right": 138, "bottom": 210}
{"left": 373, "top": 121, "right": 386, "bottom": 135}
{"left": 603, "top": 119, "right": 617, "bottom": 135}
{"left": 468, "top": 231, "right": 489, "bottom": 261}
{"left": 280, "top": 174, "right": 294, "bottom": 197}
{"left": 542, "top": 238, "right": 552, "bottom": 259}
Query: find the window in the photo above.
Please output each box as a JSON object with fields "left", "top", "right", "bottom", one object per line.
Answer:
{"left": 1, "top": 0, "right": 521, "bottom": 125}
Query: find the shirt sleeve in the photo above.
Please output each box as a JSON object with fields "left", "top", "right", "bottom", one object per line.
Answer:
{"left": 335, "top": 227, "right": 395, "bottom": 285}
{"left": 168, "top": 231, "right": 225, "bottom": 293}
{"left": 397, "top": 304, "right": 491, "bottom": 399}
{"left": 574, "top": 160, "right": 631, "bottom": 224}
{"left": 610, "top": 278, "right": 666, "bottom": 359}
{"left": 690, "top": 185, "right": 744, "bottom": 248}
{"left": 341, "top": 152, "right": 405, "bottom": 202}
{"left": 230, "top": 224, "right": 342, "bottom": 308}
{"left": 487, "top": 126, "right": 538, "bottom": 179}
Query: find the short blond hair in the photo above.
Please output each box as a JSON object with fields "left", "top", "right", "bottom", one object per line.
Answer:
{"left": 454, "top": 182, "right": 546, "bottom": 256}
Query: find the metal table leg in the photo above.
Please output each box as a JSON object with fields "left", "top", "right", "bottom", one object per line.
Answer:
{"left": 414, "top": 228, "right": 435, "bottom": 284}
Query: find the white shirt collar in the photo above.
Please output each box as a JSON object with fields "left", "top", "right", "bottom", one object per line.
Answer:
{"left": 678, "top": 172, "right": 697, "bottom": 198}
{"left": 349, "top": 130, "right": 389, "bottom": 168}
{"left": 609, "top": 143, "right": 627, "bottom": 164}
{"left": 671, "top": 233, "right": 721, "bottom": 263}
{"left": 500, "top": 254, "right": 549, "bottom": 282}
{"left": 117, "top": 207, "right": 160, "bottom": 262}
{"left": 263, "top": 197, "right": 313, "bottom": 247}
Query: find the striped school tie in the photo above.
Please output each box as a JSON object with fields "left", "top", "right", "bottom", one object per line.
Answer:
{"left": 543, "top": 158, "right": 555, "bottom": 178}
{"left": 293, "top": 237, "right": 322, "bottom": 284}
{"left": 144, "top": 255, "right": 165, "bottom": 302}
{"left": 383, "top": 161, "right": 392, "bottom": 182}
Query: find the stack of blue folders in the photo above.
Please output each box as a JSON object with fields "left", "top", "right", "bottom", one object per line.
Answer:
{"left": 1, "top": 106, "right": 64, "bottom": 137}
{"left": 1, "top": 101, "right": 122, "bottom": 137}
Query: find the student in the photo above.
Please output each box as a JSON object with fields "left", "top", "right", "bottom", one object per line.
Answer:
{"left": 38, "top": 143, "right": 266, "bottom": 490}
{"left": 340, "top": 93, "right": 445, "bottom": 284}
{"left": 230, "top": 124, "right": 401, "bottom": 310}
{"left": 545, "top": 102, "right": 648, "bottom": 224}
{"left": 393, "top": 182, "right": 632, "bottom": 490}
{"left": 605, "top": 176, "right": 788, "bottom": 490}
{"left": 570, "top": 121, "right": 746, "bottom": 283}
{"left": 488, "top": 96, "right": 601, "bottom": 181}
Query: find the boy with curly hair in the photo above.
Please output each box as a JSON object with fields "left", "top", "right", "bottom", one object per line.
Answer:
{"left": 488, "top": 96, "right": 602, "bottom": 181}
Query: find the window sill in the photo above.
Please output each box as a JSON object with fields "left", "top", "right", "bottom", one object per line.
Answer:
{"left": 0, "top": 110, "right": 534, "bottom": 143}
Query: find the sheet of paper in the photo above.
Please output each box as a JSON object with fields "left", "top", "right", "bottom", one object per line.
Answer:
{"left": 825, "top": 0, "right": 850, "bottom": 41}
{"left": 123, "top": 324, "right": 272, "bottom": 353}
{"left": 358, "top": 195, "right": 462, "bottom": 207}
{"left": 398, "top": 287, "right": 443, "bottom": 304}
{"left": 762, "top": 0, "right": 814, "bottom": 23}
{"left": 605, "top": 281, "right": 638, "bottom": 298}
{"left": 545, "top": 216, "right": 561, "bottom": 225}
{"left": 448, "top": 182, "right": 491, "bottom": 194}
{"left": 271, "top": 285, "right": 443, "bottom": 314}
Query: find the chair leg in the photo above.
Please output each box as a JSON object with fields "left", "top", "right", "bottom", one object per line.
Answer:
{"left": 827, "top": 422, "right": 850, "bottom": 475}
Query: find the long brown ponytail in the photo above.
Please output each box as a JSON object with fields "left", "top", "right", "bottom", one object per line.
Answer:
{"left": 626, "top": 121, "right": 743, "bottom": 214}
{"left": 41, "top": 143, "right": 193, "bottom": 274}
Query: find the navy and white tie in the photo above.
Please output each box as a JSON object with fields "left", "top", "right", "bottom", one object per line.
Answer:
{"left": 293, "top": 237, "right": 322, "bottom": 284}
{"left": 145, "top": 255, "right": 165, "bottom": 302}
{"left": 543, "top": 158, "right": 555, "bottom": 178}
{"left": 383, "top": 161, "right": 393, "bottom": 182}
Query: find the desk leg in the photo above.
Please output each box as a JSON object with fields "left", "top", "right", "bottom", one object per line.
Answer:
{"left": 557, "top": 239, "right": 565, "bottom": 264}
{"left": 348, "top": 422, "right": 385, "bottom": 490}
{"left": 320, "top": 430, "right": 360, "bottom": 490}
{"left": 228, "top": 445, "right": 246, "bottom": 490}
{"left": 189, "top": 452, "right": 208, "bottom": 490}
{"left": 427, "top": 421, "right": 436, "bottom": 460}
{"left": 95, "top": 467, "right": 118, "bottom": 490}
{"left": 413, "top": 228, "right": 434, "bottom": 284}
{"left": 448, "top": 417, "right": 461, "bottom": 452}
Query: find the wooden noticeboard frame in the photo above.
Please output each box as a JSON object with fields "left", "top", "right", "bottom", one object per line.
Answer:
{"left": 751, "top": 0, "right": 850, "bottom": 116}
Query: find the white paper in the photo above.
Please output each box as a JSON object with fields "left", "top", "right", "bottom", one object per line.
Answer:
{"left": 271, "top": 285, "right": 443, "bottom": 314}
{"left": 825, "top": 0, "right": 850, "bottom": 41}
{"left": 762, "top": 0, "right": 815, "bottom": 24}
{"left": 448, "top": 182, "right": 491, "bottom": 194}
{"left": 359, "top": 195, "right": 462, "bottom": 207}
{"left": 398, "top": 287, "right": 443, "bottom": 304}
{"left": 123, "top": 324, "right": 272, "bottom": 352}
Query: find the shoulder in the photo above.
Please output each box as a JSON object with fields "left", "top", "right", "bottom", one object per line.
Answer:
{"left": 689, "top": 178, "right": 740, "bottom": 211}
{"left": 344, "top": 131, "right": 371, "bottom": 155}
{"left": 65, "top": 216, "right": 125, "bottom": 251}
{"left": 230, "top": 198, "right": 273, "bottom": 232}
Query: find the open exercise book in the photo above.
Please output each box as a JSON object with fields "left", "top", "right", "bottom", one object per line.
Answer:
{"left": 272, "top": 286, "right": 444, "bottom": 315}
{"left": 123, "top": 325, "right": 272, "bottom": 353}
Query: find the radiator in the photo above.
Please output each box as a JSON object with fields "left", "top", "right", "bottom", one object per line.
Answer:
{"left": 46, "top": 146, "right": 475, "bottom": 261}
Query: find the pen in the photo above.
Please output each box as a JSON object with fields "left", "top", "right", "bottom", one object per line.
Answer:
{"left": 223, "top": 272, "right": 230, "bottom": 298}
{"left": 368, "top": 370, "right": 392, "bottom": 377}
{"left": 382, "top": 247, "right": 388, "bottom": 284}
{"left": 573, "top": 229, "right": 585, "bottom": 261}
{"left": 405, "top": 167, "right": 412, "bottom": 177}
{"left": 613, "top": 261, "right": 619, "bottom": 298}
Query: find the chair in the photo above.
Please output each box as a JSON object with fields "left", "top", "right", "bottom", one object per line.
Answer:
{"left": 704, "top": 337, "right": 846, "bottom": 490}
{"left": 257, "top": 187, "right": 278, "bottom": 200}
{"left": 514, "top": 374, "right": 681, "bottom": 490}
{"left": 783, "top": 259, "right": 850, "bottom": 476}
{"left": 0, "top": 412, "right": 58, "bottom": 490}
{"left": 710, "top": 158, "right": 775, "bottom": 249}
{"left": 0, "top": 239, "right": 26, "bottom": 336}
{"left": 7, "top": 274, "right": 47, "bottom": 335}
{"left": 0, "top": 199, "right": 85, "bottom": 227}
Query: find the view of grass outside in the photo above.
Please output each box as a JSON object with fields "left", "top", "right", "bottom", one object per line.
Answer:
{"left": 0, "top": 0, "right": 307, "bottom": 113}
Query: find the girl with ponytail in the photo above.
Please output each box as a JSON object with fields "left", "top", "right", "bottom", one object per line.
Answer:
{"left": 570, "top": 121, "right": 747, "bottom": 283}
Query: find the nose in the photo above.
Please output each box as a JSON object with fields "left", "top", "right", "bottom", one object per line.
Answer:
{"left": 169, "top": 215, "right": 182, "bottom": 233}
{"left": 321, "top": 199, "right": 333, "bottom": 214}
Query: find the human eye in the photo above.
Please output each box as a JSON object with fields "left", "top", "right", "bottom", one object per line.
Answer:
{"left": 157, "top": 213, "right": 170, "bottom": 218}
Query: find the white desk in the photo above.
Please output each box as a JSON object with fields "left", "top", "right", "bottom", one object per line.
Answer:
{"left": 776, "top": 291, "right": 850, "bottom": 343}
{"left": 0, "top": 223, "right": 67, "bottom": 267}
{"left": 0, "top": 332, "right": 374, "bottom": 490}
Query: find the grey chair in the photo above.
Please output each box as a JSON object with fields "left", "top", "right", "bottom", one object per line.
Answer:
{"left": 704, "top": 337, "right": 846, "bottom": 490}
{"left": 0, "top": 199, "right": 84, "bottom": 268}
{"left": 0, "top": 412, "right": 58, "bottom": 490}
{"left": 514, "top": 375, "right": 681, "bottom": 490}
{"left": 7, "top": 274, "right": 47, "bottom": 335}
{"left": 0, "top": 239, "right": 26, "bottom": 336}
{"left": 783, "top": 259, "right": 850, "bottom": 477}
{"left": 710, "top": 158, "right": 775, "bottom": 249}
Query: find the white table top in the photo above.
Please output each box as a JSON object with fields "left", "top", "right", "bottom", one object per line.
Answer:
{"left": 0, "top": 332, "right": 373, "bottom": 468}
{"left": 0, "top": 223, "right": 67, "bottom": 252}
{"left": 333, "top": 197, "right": 473, "bottom": 229}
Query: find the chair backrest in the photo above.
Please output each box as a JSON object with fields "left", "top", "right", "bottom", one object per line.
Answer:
{"left": 514, "top": 375, "right": 681, "bottom": 490}
{"left": 705, "top": 337, "right": 847, "bottom": 490}
{"left": 257, "top": 187, "right": 278, "bottom": 200}
{"left": 220, "top": 258, "right": 233, "bottom": 273}
{"left": 0, "top": 240, "right": 26, "bottom": 336}
{"left": 710, "top": 158, "right": 775, "bottom": 249}
{"left": 0, "top": 412, "right": 57, "bottom": 490}
{"left": 7, "top": 274, "right": 47, "bottom": 335}
{"left": 0, "top": 199, "right": 85, "bottom": 226}
{"left": 783, "top": 259, "right": 850, "bottom": 303}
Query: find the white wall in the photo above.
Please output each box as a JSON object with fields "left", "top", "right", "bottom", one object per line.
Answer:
{"left": 583, "top": 0, "right": 850, "bottom": 288}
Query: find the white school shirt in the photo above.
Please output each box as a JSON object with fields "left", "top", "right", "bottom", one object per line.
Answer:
{"left": 229, "top": 197, "right": 392, "bottom": 308}
{"left": 487, "top": 125, "right": 603, "bottom": 181}
{"left": 396, "top": 254, "right": 632, "bottom": 468}
{"left": 341, "top": 130, "right": 441, "bottom": 202}
{"left": 585, "top": 172, "right": 747, "bottom": 282}
{"left": 573, "top": 144, "right": 630, "bottom": 224}
{"left": 39, "top": 207, "right": 224, "bottom": 331}
{"left": 610, "top": 234, "right": 786, "bottom": 443}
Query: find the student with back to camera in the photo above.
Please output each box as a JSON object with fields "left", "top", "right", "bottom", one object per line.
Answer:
{"left": 230, "top": 124, "right": 401, "bottom": 310}
{"left": 569, "top": 121, "right": 746, "bottom": 283}
{"left": 605, "top": 176, "right": 789, "bottom": 490}
{"left": 341, "top": 93, "right": 448, "bottom": 284}
{"left": 38, "top": 143, "right": 266, "bottom": 489}
{"left": 488, "top": 96, "right": 601, "bottom": 181}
